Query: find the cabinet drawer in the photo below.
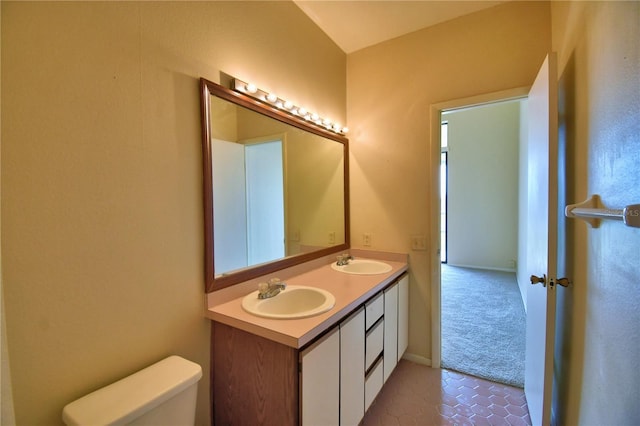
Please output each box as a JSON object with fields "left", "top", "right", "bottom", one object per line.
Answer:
{"left": 364, "top": 357, "right": 383, "bottom": 411}
{"left": 365, "top": 293, "right": 384, "bottom": 330}
{"left": 365, "top": 319, "right": 384, "bottom": 370}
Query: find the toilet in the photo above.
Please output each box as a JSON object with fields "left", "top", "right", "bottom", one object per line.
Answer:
{"left": 62, "top": 356, "right": 202, "bottom": 426}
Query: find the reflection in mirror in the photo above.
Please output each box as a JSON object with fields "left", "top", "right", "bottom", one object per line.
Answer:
{"left": 201, "top": 78, "right": 349, "bottom": 292}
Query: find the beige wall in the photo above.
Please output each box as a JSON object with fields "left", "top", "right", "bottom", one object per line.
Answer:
{"left": 1, "top": 2, "right": 345, "bottom": 425}
{"left": 347, "top": 1, "right": 550, "bottom": 363}
{"left": 551, "top": 1, "right": 640, "bottom": 424}
{"left": 287, "top": 133, "right": 346, "bottom": 251}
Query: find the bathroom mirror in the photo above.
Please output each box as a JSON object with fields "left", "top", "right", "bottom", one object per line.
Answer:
{"left": 200, "top": 78, "right": 350, "bottom": 292}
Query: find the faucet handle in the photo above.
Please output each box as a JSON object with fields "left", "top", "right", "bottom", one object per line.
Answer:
{"left": 268, "top": 277, "right": 281, "bottom": 285}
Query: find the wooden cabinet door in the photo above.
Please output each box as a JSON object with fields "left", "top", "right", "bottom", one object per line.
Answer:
{"left": 212, "top": 322, "right": 298, "bottom": 426}
{"left": 383, "top": 282, "right": 398, "bottom": 382}
{"left": 340, "top": 308, "right": 365, "bottom": 426}
{"left": 300, "top": 328, "right": 340, "bottom": 425}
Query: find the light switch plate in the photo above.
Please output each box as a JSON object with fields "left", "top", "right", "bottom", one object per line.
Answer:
{"left": 411, "top": 235, "right": 427, "bottom": 251}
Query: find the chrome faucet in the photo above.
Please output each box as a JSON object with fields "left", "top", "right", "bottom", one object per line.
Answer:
{"left": 336, "top": 253, "right": 353, "bottom": 266}
{"left": 257, "top": 278, "right": 287, "bottom": 299}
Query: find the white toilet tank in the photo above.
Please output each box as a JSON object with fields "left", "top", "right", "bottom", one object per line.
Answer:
{"left": 62, "top": 356, "right": 202, "bottom": 426}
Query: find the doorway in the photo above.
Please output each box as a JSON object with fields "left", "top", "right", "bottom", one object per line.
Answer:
{"left": 431, "top": 88, "right": 527, "bottom": 384}
{"left": 440, "top": 122, "right": 448, "bottom": 263}
{"left": 211, "top": 137, "right": 285, "bottom": 273}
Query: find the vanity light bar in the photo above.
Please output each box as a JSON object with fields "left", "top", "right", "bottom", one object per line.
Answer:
{"left": 232, "top": 78, "right": 349, "bottom": 135}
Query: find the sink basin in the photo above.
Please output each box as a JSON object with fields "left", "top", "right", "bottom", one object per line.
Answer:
{"left": 242, "top": 285, "right": 335, "bottom": 319}
{"left": 331, "top": 259, "right": 392, "bottom": 275}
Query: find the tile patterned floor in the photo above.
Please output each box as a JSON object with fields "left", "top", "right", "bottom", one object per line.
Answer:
{"left": 362, "top": 360, "right": 531, "bottom": 426}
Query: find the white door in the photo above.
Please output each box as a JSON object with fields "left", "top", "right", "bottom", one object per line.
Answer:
{"left": 524, "top": 53, "right": 558, "bottom": 426}
{"left": 211, "top": 139, "right": 248, "bottom": 273}
{"left": 244, "top": 141, "right": 285, "bottom": 265}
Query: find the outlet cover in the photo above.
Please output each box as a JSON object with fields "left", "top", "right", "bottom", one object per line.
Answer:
{"left": 363, "top": 233, "right": 372, "bottom": 246}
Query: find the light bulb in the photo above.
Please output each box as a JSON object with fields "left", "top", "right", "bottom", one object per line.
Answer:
{"left": 266, "top": 93, "right": 278, "bottom": 103}
{"left": 284, "top": 100, "right": 293, "bottom": 110}
{"left": 298, "top": 107, "right": 307, "bottom": 116}
{"left": 245, "top": 83, "right": 258, "bottom": 94}
{"left": 341, "top": 127, "right": 349, "bottom": 134}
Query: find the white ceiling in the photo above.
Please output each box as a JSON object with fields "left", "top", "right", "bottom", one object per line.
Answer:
{"left": 294, "top": 1, "right": 507, "bottom": 54}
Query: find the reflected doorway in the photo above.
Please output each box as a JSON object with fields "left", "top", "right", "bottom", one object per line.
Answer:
{"left": 245, "top": 141, "right": 285, "bottom": 265}
{"left": 212, "top": 138, "right": 285, "bottom": 273}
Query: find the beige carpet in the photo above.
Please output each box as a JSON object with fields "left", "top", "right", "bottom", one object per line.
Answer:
{"left": 440, "top": 264, "right": 526, "bottom": 388}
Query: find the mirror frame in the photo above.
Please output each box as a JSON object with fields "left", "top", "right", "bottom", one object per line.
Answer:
{"left": 200, "top": 77, "right": 350, "bottom": 292}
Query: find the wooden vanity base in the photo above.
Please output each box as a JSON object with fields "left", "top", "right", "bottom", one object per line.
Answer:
{"left": 212, "top": 322, "right": 298, "bottom": 425}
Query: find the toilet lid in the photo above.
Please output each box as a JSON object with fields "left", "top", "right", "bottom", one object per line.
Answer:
{"left": 62, "top": 356, "right": 202, "bottom": 425}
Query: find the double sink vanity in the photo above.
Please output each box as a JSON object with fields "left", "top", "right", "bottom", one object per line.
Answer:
{"left": 199, "top": 78, "right": 409, "bottom": 425}
{"left": 206, "top": 252, "right": 408, "bottom": 425}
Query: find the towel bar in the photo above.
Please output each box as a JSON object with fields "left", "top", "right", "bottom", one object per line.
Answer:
{"left": 565, "top": 195, "right": 640, "bottom": 228}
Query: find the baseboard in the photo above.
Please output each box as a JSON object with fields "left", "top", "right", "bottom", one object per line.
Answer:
{"left": 401, "top": 352, "right": 432, "bottom": 366}
{"left": 444, "top": 263, "right": 516, "bottom": 273}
